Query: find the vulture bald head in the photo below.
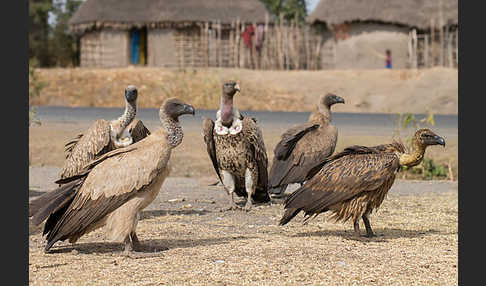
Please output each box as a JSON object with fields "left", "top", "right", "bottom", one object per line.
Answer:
{"left": 321, "top": 93, "right": 345, "bottom": 108}
{"left": 222, "top": 81, "right": 241, "bottom": 98}
{"left": 160, "top": 97, "right": 195, "bottom": 122}
{"left": 415, "top": 128, "right": 446, "bottom": 147}
{"left": 124, "top": 85, "right": 138, "bottom": 103}
{"left": 399, "top": 128, "right": 445, "bottom": 167}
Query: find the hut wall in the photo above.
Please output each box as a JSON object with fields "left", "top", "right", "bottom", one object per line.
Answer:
{"left": 325, "top": 23, "right": 409, "bottom": 69}
{"left": 147, "top": 29, "right": 178, "bottom": 67}
{"left": 80, "top": 30, "right": 129, "bottom": 67}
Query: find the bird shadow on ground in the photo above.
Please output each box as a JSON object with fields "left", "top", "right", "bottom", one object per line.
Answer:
{"left": 29, "top": 189, "right": 46, "bottom": 197}
{"left": 291, "top": 228, "right": 442, "bottom": 242}
{"left": 46, "top": 235, "right": 255, "bottom": 255}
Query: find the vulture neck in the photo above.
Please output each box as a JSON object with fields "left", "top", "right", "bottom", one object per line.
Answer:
{"left": 311, "top": 104, "right": 332, "bottom": 125}
{"left": 220, "top": 94, "right": 235, "bottom": 127}
{"left": 399, "top": 138, "right": 426, "bottom": 167}
{"left": 113, "top": 100, "right": 137, "bottom": 138}
{"left": 160, "top": 112, "right": 183, "bottom": 148}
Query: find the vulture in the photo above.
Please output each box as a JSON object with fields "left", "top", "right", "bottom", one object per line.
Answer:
{"left": 59, "top": 85, "right": 151, "bottom": 180}
{"left": 202, "top": 81, "right": 270, "bottom": 210}
{"left": 29, "top": 98, "right": 195, "bottom": 257}
{"left": 268, "top": 93, "right": 345, "bottom": 197}
{"left": 279, "top": 128, "right": 446, "bottom": 237}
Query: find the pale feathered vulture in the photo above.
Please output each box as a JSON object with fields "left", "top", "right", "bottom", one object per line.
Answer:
{"left": 202, "top": 81, "right": 270, "bottom": 210}
{"left": 59, "top": 85, "right": 150, "bottom": 180}
{"left": 279, "top": 129, "right": 446, "bottom": 237}
{"left": 29, "top": 98, "right": 194, "bottom": 256}
{"left": 268, "top": 93, "right": 344, "bottom": 197}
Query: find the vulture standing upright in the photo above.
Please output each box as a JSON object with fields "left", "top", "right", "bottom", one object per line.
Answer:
{"left": 279, "top": 128, "right": 446, "bottom": 237}
{"left": 202, "top": 81, "right": 270, "bottom": 210}
{"left": 59, "top": 85, "right": 150, "bottom": 180}
{"left": 268, "top": 93, "right": 345, "bottom": 197}
{"left": 29, "top": 98, "right": 195, "bottom": 256}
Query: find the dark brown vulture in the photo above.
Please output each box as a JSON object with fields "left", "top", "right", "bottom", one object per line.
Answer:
{"left": 202, "top": 81, "right": 270, "bottom": 210}
{"left": 279, "top": 129, "right": 446, "bottom": 237}
{"left": 268, "top": 93, "right": 344, "bottom": 197}
{"left": 59, "top": 85, "right": 150, "bottom": 180}
{"left": 29, "top": 98, "right": 195, "bottom": 257}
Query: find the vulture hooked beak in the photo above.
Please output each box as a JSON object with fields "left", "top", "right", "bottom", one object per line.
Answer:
{"left": 125, "top": 85, "right": 138, "bottom": 102}
{"left": 234, "top": 83, "right": 241, "bottom": 93}
{"left": 435, "top": 135, "right": 446, "bottom": 147}
{"left": 334, "top": 96, "right": 345, "bottom": 104}
{"left": 182, "top": 104, "right": 196, "bottom": 116}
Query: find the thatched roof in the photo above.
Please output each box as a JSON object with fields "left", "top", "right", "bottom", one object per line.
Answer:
{"left": 307, "top": 0, "right": 458, "bottom": 29}
{"left": 69, "top": 0, "right": 271, "bottom": 33}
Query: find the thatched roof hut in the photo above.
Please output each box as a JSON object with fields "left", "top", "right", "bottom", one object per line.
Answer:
{"left": 69, "top": 0, "right": 271, "bottom": 34}
{"left": 69, "top": 0, "right": 271, "bottom": 68}
{"left": 307, "top": 0, "right": 458, "bottom": 30}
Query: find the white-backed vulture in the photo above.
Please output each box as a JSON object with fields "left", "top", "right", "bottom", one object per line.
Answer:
{"left": 59, "top": 85, "right": 150, "bottom": 180}
{"left": 29, "top": 98, "right": 195, "bottom": 256}
{"left": 268, "top": 93, "right": 345, "bottom": 197}
{"left": 202, "top": 81, "right": 270, "bottom": 210}
{"left": 279, "top": 129, "right": 446, "bottom": 237}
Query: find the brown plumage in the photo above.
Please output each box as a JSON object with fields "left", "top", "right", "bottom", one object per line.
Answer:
{"left": 279, "top": 129, "right": 446, "bottom": 237}
{"left": 29, "top": 98, "right": 195, "bottom": 256}
{"left": 59, "top": 85, "right": 150, "bottom": 180}
{"left": 268, "top": 93, "right": 344, "bottom": 197}
{"left": 202, "top": 81, "right": 270, "bottom": 210}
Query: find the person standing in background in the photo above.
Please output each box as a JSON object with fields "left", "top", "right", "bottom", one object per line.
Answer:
{"left": 385, "top": 49, "right": 392, "bottom": 69}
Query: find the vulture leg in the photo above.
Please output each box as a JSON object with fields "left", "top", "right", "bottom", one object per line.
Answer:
{"left": 243, "top": 168, "right": 256, "bottom": 211}
{"left": 362, "top": 209, "right": 376, "bottom": 237}
{"left": 353, "top": 220, "right": 361, "bottom": 237}
{"left": 130, "top": 231, "right": 141, "bottom": 250}
{"left": 122, "top": 235, "right": 161, "bottom": 259}
{"left": 222, "top": 170, "right": 240, "bottom": 210}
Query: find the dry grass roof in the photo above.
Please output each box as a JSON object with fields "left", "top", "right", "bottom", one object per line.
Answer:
{"left": 69, "top": 0, "right": 271, "bottom": 33}
{"left": 307, "top": 0, "right": 458, "bottom": 29}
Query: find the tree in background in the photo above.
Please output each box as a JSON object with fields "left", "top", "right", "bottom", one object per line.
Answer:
{"left": 29, "top": 0, "right": 53, "bottom": 66}
{"left": 49, "top": 0, "right": 83, "bottom": 67}
{"left": 260, "top": 0, "right": 308, "bottom": 24}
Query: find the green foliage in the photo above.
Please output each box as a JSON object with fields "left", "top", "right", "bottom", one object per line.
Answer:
{"left": 29, "top": 0, "right": 53, "bottom": 66}
{"left": 260, "top": 0, "right": 308, "bottom": 24}
{"left": 29, "top": 58, "right": 46, "bottom": 126}
{"left": 401, "top": 158, "right": 447, "bottom": 180}
{"left": 394, "top": 111, "right": 447, "bottom": 180}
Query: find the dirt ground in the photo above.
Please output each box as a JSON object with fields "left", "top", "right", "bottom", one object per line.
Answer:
{"left": 30, "top": 67, "right": 458, "bottom": 115}
{"left": 29, "top": 166, "right": 458, "bottom": 286}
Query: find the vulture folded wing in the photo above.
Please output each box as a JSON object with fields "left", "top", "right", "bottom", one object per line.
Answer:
{"left": 242, "top": 117, "right": 270, "bottom": 202}
{"left": 45, "top": 139, "right": 170, "bottom": 250}
{"left": 202, "top": 117, "right": 223, "bottom": 184}
{"left": 270, "top": 123, "right": 339, "bottom": 188}
{"left": 284, "top": 152, "right": 400, "bottom": 219}
{"left": 274, "top": 122, "right": 320, "bottom": 160}
{"left": 60, "top": 119, "right": 112, "bottom": 179}
{"left": 128, "top": 118, "right": 151, "bottom": 143}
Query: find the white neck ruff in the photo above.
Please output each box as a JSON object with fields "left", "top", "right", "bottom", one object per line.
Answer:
{"left": 214, "top": 109, "right": 243, "bottom": 135}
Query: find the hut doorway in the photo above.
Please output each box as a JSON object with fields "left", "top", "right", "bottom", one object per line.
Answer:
{"left": 130, "top": 27, "right": 147, "bottom": 65}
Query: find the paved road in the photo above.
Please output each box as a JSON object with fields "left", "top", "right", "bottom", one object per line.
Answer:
{"left": 34, "top": 106, "right": 457, "bottom": 137}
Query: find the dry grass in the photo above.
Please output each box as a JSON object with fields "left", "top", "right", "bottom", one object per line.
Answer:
{"left": 31, "top": 67, "right": 457, "bottom": 115}
{"left": 29, "top": 191, "right": 457, "bottom": 285}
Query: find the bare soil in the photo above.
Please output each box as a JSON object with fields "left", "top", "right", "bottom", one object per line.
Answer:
{"left": 30, "top": 67, "right": 458, "bottom": 115}
{"left": 29, "top": 166, "right": 458, "bottom": 286}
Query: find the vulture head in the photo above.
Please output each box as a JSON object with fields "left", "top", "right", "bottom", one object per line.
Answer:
{"left": 222, "top": 81, "right": 241, "bottom": 98}
{"left": 415, "top": 128, "right": 446, "bottom": 147}
{"left": 160, "top": 97, "right": 195, "bottom": 122}
{"left": 321, "top": 93, "right": 345, "bottom": 108}
{"left": 125, "top": 85, "right": 138, "bottom": 103}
